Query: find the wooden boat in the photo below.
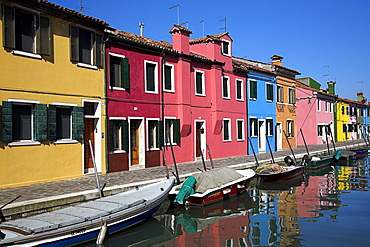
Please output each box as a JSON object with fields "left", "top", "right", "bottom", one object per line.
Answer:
{"left": 301, "top": 155, "right": 333, "bottom": 170}
{"left": 169, "top": 167, "right": 255, "bottom": 207}
{"left": 257, "top": 173, "right": 304, "bottom": 191}
{"left": 256, "top": 165, "right": 304, "bottom": 182}
{"left": 0, "top": 178, "right": 174, "bottom": 247}
{"left": 350, "top": 148, "right": 368, "bottom": 159}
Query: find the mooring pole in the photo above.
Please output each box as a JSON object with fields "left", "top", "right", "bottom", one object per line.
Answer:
{"left": 206, "top": 143, "right": 215, "bottom": 169}
{"left": 248, "top": 138, "right": 259, "bottom": 166}
{"left": 89, "top": 140, "right": 103, "bottom": 198}
{"left": 265, "top": 135, "right": 275, "bottom": 164}
{"left": 283, "top": 130, "right": 296, "bottom": 164}
{"left": 300, "top": 128, "right": 310, "bottom": 157}
{"left": 167, "top": 131, "right": 180, "bottom": 185}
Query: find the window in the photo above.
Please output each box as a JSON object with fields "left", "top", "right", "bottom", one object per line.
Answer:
{"left": 250, "top": 117, "right": 258, "bottom": 137}
{"left": 288, "top": 88, "right": 295, "bottom": 104}
{"left": 266, "top": 118, "right": 273, "bottom": 136}
{"left": 223, "top": 119, "right": 231, "bottom": 141}
{"left": 318, "top": 124, "right": 324, "bottom": 137}
{"left": 3, "top": 5, "right": 50, "bottom": 57}
{"left": 249, "top": 79, "right": 257, "bottom": 100}
{"left": 341, "top": 105, "right": 345, "bottom": 115}
{"left": 277, "top": 85, "right": 283, "bottom": 103}
{"left": 109, "top": 54, "right": 130, "bottom": 89}
{"left": 2, "top": 100, "right": 47, "bottom": 144}
{"left": 109, "top": 119, "right": 128, "bottom": 152}
{"left": 164, "top": 64, "right": 175, "bottom": 92}
{"left": 221, "top": 39, "right": 231, "bottom": 56}
{"left": 48, "top": 104, "right": 84, "bottom": 142}
{"left": 222, "top": 76, "right": 230, "bottom": 99}
{"left": 317, "top": 100, "right": 321, "bottom": 111}
{"left": 266, "top": 83, "right": 273, "bottom": 101}
{"left": 145, "top": 61, "right": 158, "bottom": 93}
{"left": 195, "top": 70, "right": 205, "bottom": 96}
{"left": 70, "top": 26, "right": 102, "bottom": 67}
{"left": 236, "top": 79, "right": 244, "bottom": 101}
{"left": 164, "top": 118, "right": 180, "bottom": 145}
{"left": 343, "top": 123, "right": 347, "bottom": 133}
{"left": 236, "top": 119, "right": 244, "bottom": 141}
{"left": 325, "top": 101, "right": 328, "bottom": 112}
{"left": 147, "top": 119, "right": 161, "bottom": 149}
{"left": 286, "top": 119, "right": 294, "bottom": 137}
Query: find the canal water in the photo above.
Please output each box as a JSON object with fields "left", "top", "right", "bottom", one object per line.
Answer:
{"left": 83, "top": 155, "right": 370, "bottom": 247}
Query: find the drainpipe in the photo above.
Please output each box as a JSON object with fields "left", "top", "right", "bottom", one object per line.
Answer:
{"left": 103, "top": 37, "right": 109, "bottom": 173}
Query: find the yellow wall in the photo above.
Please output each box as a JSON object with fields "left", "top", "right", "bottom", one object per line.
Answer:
{"left": 0, "top": 1, "right": 106, "bottom": 188}
{"left": 276, "top": 77, "right": 297, "bottom": 149}
{"left": 335, "top": 101, "right": 350, "bottom": 141}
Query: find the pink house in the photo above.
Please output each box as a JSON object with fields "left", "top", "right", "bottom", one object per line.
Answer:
{"left": 296, "top": 81, "right": 336, "bottom": 146}
{"left": 105, "top": 25, "right": 249, "bottom": 172}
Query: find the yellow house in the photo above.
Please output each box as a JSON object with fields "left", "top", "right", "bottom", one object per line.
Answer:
{"left": 335, "top": 98, "right": 350, "bottom": 141}
{"left": 0, "top": 0, "right": 108, "bottom": 188}
{"left": 271, "top": 55, "right": 300, "bottom": 150}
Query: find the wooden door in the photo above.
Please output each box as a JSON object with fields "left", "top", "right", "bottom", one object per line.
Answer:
{"left": 130, "top": 121, "right": 139, "bottom": 165}
{"left": 84, "top": 118, "right": 95, "bottom": 171}
{"left": 195, "top": 122, "right": 203, "bottom": 158}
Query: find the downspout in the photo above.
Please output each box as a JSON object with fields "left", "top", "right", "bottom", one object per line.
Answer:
{"left": 103, "top": 37, "right": 109, "bottom": 173}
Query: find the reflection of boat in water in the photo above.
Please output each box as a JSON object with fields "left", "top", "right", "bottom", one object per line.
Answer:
{"left": 163, "top": 192, "right": 255, "bottom": 234}
{"left": 305, "top": 165, "right": 333, "bottom": 176}
{"left": 79, "top": 217, "right": 175, "bottom": 247}
{"left": 256, "top": 174, "right": 304, "bottom": 191}
{"left": 256, "top": 165, "right": 304, "bottom": 182}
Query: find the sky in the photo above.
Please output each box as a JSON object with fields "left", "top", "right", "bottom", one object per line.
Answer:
{"left": 51, "top": 0, "right": 370, "bottom": 101}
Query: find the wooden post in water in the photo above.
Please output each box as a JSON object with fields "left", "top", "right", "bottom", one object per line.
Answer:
{"left": 167, "top": 131, "right": 180, "bottom": 185}
{"left": 206, "top": 143, "right": 215, "bottom": 169}
{"left": 265, "top": 135, "right": 275, "bottom": 163}
{"left": 283, "top": 130, "right": 296, "bottom": 164}
{"left": 300, "top": 128, "right": 310, "bottom": 157}
{"left": 89, "top": 140, "right": 103, "bottom": 198}
{"left": 197, "top": 135, "right": 207, "bottom": 171}
{"left": 248, "top": 138, "right": 259, "bottom": 166}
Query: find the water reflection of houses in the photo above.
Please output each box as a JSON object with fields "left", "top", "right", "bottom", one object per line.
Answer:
{"left": 158, "top": 193, "right": 255, "bottom": 246}
{"left": 336, "top": 158, "right": 369, "bottom": 191}
{"left": 297, "top": 169, "right": 339, "bottom": 218}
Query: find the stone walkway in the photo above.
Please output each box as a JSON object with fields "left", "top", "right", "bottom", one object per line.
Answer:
{"left": 0, "top": 139, "right": 366, "bottom": 220}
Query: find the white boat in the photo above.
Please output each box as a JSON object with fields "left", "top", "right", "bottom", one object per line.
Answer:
{"left": 0, "top": 178, "right": 174, "bottom": 246}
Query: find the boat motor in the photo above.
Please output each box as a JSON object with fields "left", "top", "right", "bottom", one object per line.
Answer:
{"left": 284, "top": 156, "right": 295, "bottom": 166}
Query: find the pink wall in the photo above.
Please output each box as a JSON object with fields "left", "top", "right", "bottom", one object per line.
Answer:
{"left": 296, "top": 87, "right": 317, "bottom": 145}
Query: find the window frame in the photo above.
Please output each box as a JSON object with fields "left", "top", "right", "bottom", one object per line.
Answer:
{"left": 164, "top": 117, "right": 180, "bottom": 145}
{"left": 235, "top": 78, "right": 244, "bottom": 101}
{"left": 236, "top": 119, "right": 245, "bottom": 141}
{"left": 146, "top": 118, "right": 161, "bottom": 150}
{"left": 163, "top": 63, "right": 175, "bottom": 92}
{"left": 266, "top": 82, "right": 274, "bottom": 102}
{"left": 222, "top": 76, "right": 230, "bottom": 99}
{"left": 277, "top": 85, "right": 284, "bottom": 103}
{"left": 144, "top": 60, "right": 159, "bottom": 94}
{"left": 223, "top": 118, "right": 232, "bottom": 142}
{"left": 109, "top": 53, "right": 130, "bottom": 90}
{"left": 109, "top": 117, "right": 128, "bottom": 153}
{"left": 266, "top": 118, "right": 274, "bottom": 136}
{"left": 288, "top": 87, "right": 296, "bottom": 104}
{"left": 3, "top": 4, "right": 51, "bottom": 59}
{"left": 249, "top": 79, "right": 257, "bottom": 100}
{"left": 194, "top": 70, "right": 205, "bottom": 96}
{"left": 221, "top": 39, "right": 231, "bottom": 56}
{"left": 286, "top": 119, "right": 294, "bottom": 138}
{"left": 317, "top": 99, "right": 321, "bottom": 112}
{"left": 249, "top": 117, "right": 258, "bottom": 137}
{"left": 50, "top": 102, "right": 78, "bottom": 144}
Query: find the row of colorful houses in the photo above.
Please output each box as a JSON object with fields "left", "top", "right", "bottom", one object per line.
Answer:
{"left": 1, "top": 0, "right": 369, "bottom": 188}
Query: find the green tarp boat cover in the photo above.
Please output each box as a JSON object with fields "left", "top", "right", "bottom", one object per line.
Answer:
{"left": 174, "top": 167, "right": 244, "bottom": 204}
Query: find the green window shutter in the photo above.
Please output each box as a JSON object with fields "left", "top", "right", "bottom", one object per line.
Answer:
{"left": 48, "top": 105, "right": 57, "bottom": 141}
{"left": 3, "top": 4, "right": 15, "bottom": 49}
{"left": 95, "top": 33, "right": 102, "bottom": 67}
{"left": 121, "top": 58, "right": 130, "bottom": 89}
{"left": 40, "top": 16, "right": 50, "bottom": 55}
{"left": 2, "top": 101, "right": 13, "bottom": 142}
{"left": 250, "top": 80, "right": 257, "bottom": 99}
{"left": 109, "top": 121, "right": 114, "bottom": 152}
{"left": 122, "top": 120, "right": 129, "bottom": 151}
{"left": 34, "top": 104, "right": 47, "bottom": 141}
{"left": 173, "top": 119, "right": 180, "bottom": 144}
{"left": 70, "top": 25, "right": 79, "bottom": 62}
{"left": 267, "top": 84, "right": 273, "bottom": 101}
{"left": 157, "top": 121, "right": 164, "bottom": 148}
{"left": 72, "top": 106, "right": 84, "bottom": 140}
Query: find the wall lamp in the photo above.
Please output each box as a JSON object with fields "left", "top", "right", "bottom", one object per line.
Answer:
{"left": 296, "top": 96, "right": 313, "bottom": 104}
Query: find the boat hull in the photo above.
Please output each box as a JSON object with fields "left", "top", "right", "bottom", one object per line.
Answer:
{"left": 304, "top": 156, "right": 332, "bottom": 170}
{"left": 0, "top": 179, "right": 174, "bottom": 247}
{"left": 351, "top": 149, "right": 368, "bottom": 159}
{"left": 256, "top": 166, "right": 304, "bottom": 182}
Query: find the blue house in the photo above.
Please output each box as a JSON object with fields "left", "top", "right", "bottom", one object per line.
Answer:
{"left": 233, "top": 58, "right": 277, "bottom": 155}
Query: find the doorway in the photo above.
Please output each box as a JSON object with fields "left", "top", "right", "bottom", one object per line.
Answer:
{"left": 130, "top": 119, "right": 144, "bottom": 168}
{"left": 258, "top": 119, "right": 266, "bottom": 152}
{"left": 84, "top": 118, "right": 96, "bottom": 173}
{"left": 195, "top": 121, "right": 206, "bottom": 160}
{"left": 276, "top": 122, "right": 282, "bottom": 151}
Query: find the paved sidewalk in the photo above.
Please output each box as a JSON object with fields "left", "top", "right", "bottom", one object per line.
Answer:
{"left": 0, "top": 139, "right": 366, "bottom": 220}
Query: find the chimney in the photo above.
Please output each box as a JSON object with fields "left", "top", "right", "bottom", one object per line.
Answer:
{"left": 169, "top": 24, "right": 192, "bottom": 54}
{"left": 357, "top": 92, "right": 366, "bottom": 103}
{"left": 271, "top": 55, "right": 283, "bottom": 66}
{"left": 327, "top": 81, "right": 336, "bottom": 95}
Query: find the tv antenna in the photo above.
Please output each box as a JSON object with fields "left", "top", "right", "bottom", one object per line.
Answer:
{"left": 169, "top": 5, "right": 180, "bottom": 25}
{"left": 78, "top": 0, "right": 87, "bottom": 13}
{"left": 323, "top": 65, "right": 330, "bottom": 82}
{"left": 219, "top": 17, "right": 226, "bottom": 32}
{"left": 356, "top": 81, "right": 363, "bottom": 92}
{"left": 199, "top": 20, "right": 204, "bottom": 37}
{"left": 180, "top": 21, "right": 188, "bottom": 29}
